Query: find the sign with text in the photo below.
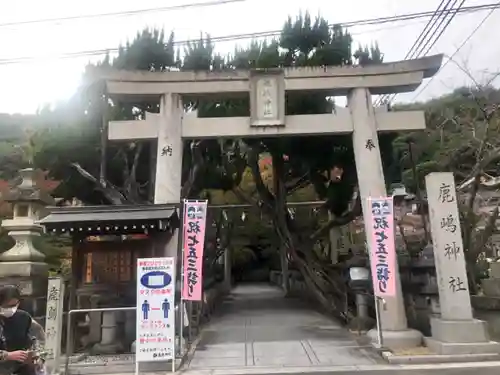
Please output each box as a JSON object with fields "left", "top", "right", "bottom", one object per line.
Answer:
{"left": 44, "top": 277, "right": 64, "bottom": 368}
{"left": 181, "top": 200, "right": 208, "bottom": 301}
{"left": 425, "top": 172, "right": 472, "bottom": 320}
{"left": 368, "top": 197, "right": 396, "bottom": 297}
{"left": 136, "top": 257, "right": 176, "bottom": 362}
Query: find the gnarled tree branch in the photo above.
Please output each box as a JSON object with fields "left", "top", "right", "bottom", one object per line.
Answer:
{"left": 310, "top": 193, "right": 361, "bottom": 240}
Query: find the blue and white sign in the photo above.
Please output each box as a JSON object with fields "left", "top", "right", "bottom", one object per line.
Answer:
{"left": 136, "top": 257, "right": 176, "bottom": 362}
{"left": 140, "top": 271, "right": 172, "bottom": 289}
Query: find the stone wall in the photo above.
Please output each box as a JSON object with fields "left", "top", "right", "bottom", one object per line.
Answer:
{"left": 470, "top": 262, "right": 500, "bottom": 341}
{"left": 471, "top": 296, "right": 500, "bottom": 341}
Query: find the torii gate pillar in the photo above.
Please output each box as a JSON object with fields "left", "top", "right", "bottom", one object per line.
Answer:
{"left": 154, "top": 93, "right": 183, "bottom": 259}
{"left": 349, "top": 87, "right": 421, "bottom": 347}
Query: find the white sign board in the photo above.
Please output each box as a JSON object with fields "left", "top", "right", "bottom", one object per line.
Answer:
{"left": 136, "top": 257, "right": 176, "bottom": 362}
{"left": 44, "top": 277, "right": 65, "bottom": 370}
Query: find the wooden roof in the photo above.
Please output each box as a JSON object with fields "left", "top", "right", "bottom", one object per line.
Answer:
{"left": 38, "top": 204, "right": 179, "bottom": 235}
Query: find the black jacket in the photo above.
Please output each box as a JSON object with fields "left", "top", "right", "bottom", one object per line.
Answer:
{"left": 0, "top": 310, "right": 33, "bottom": 352}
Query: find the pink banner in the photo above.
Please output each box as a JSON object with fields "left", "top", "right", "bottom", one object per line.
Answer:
{"left": 368, "top": 197, "right": 396, "bottom": 297}
{"left": 182, "top": 200, "right": 208, "bottom": 301}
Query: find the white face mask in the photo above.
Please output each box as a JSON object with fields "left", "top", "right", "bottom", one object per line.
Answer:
{"left": 0, "top": 306, "right": 18, "bottom": 318}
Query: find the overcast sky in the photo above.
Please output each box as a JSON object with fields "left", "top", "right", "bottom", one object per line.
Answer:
{"left": 1, "top": 0, "right": 499, "bottom": 114}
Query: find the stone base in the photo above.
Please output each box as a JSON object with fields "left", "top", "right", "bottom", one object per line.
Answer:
{"left": 0, "top": 263, "right": 49, "bottom": 317}
{"left": 0, "top": 261, "right": 48, "bottom": 279}
{"left": 426, "top": 317, "right": 500, "bottom": 355}
{"left": 90, "top": 342, "right": 124, "bottom": 355}
{"left": 431, "top": 317, "right": 490, "bottom": 343}
{"left": 349, "top": 316, "right": 375, "bottom": 332}
{"left": 482, "top": 278, "right": 500, "bottom": 297}
{"left": 382, "top": 350, "right": 500, "bottom": 364}
{"left": 425, "top": 337, "right": 500, "bottom": 355}
{"left": 367, "top": 328, "right": 422, "bottom": 349}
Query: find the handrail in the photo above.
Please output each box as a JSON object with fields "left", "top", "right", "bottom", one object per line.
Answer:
{"left": 64, "top": 307, "right": 136, "bottom": 375}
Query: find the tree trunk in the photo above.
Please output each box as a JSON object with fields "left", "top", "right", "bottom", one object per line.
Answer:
{"left": 248, "top": 147, "right": 354, "bottom": 322}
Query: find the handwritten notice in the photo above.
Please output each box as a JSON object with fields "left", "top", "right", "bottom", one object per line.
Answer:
{"left": 368, "top": 197, "right": 396, "bottom": 297}
{"left": 181, "top": 200, "right": 208, "bottom": 301}
{"left": 44, "top": 277, "right": 64, "bottom": 368}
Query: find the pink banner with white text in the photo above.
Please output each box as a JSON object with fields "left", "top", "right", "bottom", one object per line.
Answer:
{"left": 368, "top": 197, "right": 396, "bottom": 298}
{"left": 182, "top": 200, "right": 208, "bottom": 301}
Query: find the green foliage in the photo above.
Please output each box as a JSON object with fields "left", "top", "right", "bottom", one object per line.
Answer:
{"left": 353, "top": 43, "right": 383, "bottom": 65}
{"left": 113, "top": 29, "right": 176, "bottom": 71}
{"left": 393, "top": 86, "right": 500, "bottom": 190}
{"left": 33, "top": 235, "right": 71, "bottom": 272}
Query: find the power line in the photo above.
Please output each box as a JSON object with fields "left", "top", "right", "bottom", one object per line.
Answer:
{"left": 421, "top": 0, "right": 467, "bottom": 56}
{"left": 375, "top": 0, "right": 455, "bottom": 105}
{"left": 411, "top": 2, "right": 499, "bottom": 102}
{"left": 0, "top": 3, "right": 499, "bottom": 66}
{"left": 0, "top": 20, "right": 430, "bottom": 66}
{"left": 0, "top": 0, "right": 247, "bottom": 29}
{"left": 378, "top": 0, "right": 466, "bottom": 105}
{"left": 413, "top": 0, "right": 459, "bottom": 57}
{"left": 404, "top": 0, "right": 450, "bottom": 60}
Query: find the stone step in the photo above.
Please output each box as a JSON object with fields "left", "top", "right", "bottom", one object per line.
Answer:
{"left": 66, "top": 359, "right": 182, "bottom": 375}
{"left": 62, "top": 361, "right": 500, "bottom": 375}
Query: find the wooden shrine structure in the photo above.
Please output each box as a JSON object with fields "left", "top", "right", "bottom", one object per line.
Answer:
{"left": 38, "top": 204, "right": 179, "bottom": 353}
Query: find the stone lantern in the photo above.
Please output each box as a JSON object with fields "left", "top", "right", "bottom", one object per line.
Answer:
{"left": 0, "top": 168, "right": 54, "bottom": 315}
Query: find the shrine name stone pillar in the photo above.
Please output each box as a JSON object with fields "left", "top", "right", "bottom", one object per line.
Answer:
{"left": 349, "top": 88, "right": 422, "bottom": 349}
{"left": 425, "top": 172, "right": 500, "bottom": 354}
{"left": 155, "top": 93, "right": 183, "bottom": 259}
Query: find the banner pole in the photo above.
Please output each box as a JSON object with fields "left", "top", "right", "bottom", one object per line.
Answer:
{"left": 374, "top": 296, "right": 384, "bottom": 348}
{"left": 188, "top": 301, "right": 193, "bottom": 343}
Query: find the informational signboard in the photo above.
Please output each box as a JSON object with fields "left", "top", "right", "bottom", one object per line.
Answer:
{"left": 136, "top": 257, "right": 176, "bottom": 362}
{"left": 367, "top": 197, "right": 396, "bottom": 297}
{"left": 182, "top": 200, "right": 208, "bottom": 301}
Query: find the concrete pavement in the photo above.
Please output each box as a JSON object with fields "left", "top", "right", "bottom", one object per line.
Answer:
{"left": 66, "top": 283, "right": 500, "bottom": 374}
{"left": 184, "top": 283, "right": 380, "bottom": 370}
{"left": 179, "top": 361, "right": 500, "bottom": 375}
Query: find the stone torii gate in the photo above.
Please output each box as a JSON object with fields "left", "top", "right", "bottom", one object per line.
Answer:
{"left": 101, "top": 54, "right": 442, "bottom": 349}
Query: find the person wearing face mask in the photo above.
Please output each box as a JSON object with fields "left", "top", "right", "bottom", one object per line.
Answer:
{"left": 0, "top": 285, "right": 45, "bottom": 375}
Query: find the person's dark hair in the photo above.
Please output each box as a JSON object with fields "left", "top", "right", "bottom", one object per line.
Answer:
{"left": 0, "top": 285, "right": 21, "bottom": 305}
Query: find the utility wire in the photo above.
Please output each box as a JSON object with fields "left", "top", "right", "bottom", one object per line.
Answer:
{"left": 0, "top": 3, "right": 498, "bottom": 66}
{"left": 378, "top": 0, "right": 465, "bottom": 105}
{"left": 411, "top": 2, "right": 498, "bottom": 102}
{"left": 376, "top": 0, "right": 455, "bottom": 105}
{"left": 0, "top": 0, "right": 247, "bottom": 29}
{"left": 413, "top": 0, "right": 459, "bottom": 57}
{"left": 0, "top": 21, "right": 430, "bottom": 65}
{"left": 404, "top": 0, "right": 450, "bottom": 60}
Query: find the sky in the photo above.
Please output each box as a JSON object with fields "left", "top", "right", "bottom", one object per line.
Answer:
{"left": 1, "top": 0, "right": 499, "bottom": 114}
